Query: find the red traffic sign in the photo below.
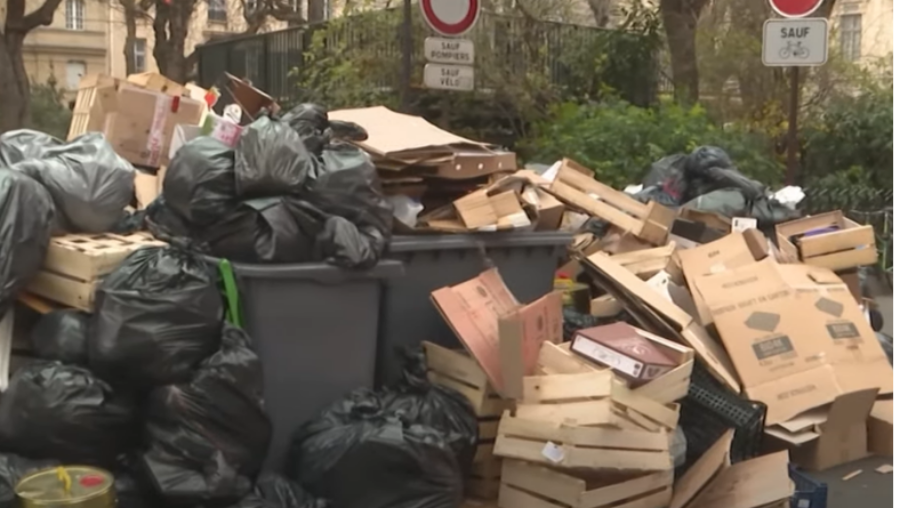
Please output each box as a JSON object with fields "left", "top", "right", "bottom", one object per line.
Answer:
{"left": 768, "top": 0, "right": 824, "bottom": 18}
{"left": 420, "top": 0, "right": 481, "bottom": 37}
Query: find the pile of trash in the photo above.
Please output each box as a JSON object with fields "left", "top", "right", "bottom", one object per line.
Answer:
{"left": 148, "top": 105, "right": 393, "bottom": 269}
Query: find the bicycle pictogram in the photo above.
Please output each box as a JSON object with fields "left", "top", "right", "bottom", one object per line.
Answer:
{"left": 779, "top": 41, "right": 810, "bottom": 59}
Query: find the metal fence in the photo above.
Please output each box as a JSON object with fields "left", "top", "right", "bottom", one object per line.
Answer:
{"left": 196, "top": 10, "right": 657, "bottom": 106}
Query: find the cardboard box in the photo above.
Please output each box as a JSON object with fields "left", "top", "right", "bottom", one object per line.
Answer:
{"left": 694, "top": 258, "right": 891, "bottom": 424}
{"left": 766, "top": 388, "right": 878, "bottom": 470}
{"left": 679, "top": 232, "right": 764, "bottom": 328}
{"left": 431, "top": 269, "right": 563, "bottom": 398}
{"left": 776, "top": 211, "right": 878, "bottom": 271}
{"left": 570, "top": 323, "right": 678, "bottom": 383}
{"left": 671, "top": 429, "right": 793, "bottom": 508}
{"left": 867, "top": 399, "right": 893, "bottom": 457}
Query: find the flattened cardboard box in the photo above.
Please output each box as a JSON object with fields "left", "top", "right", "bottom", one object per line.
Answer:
{"left": 694, "top": 258, "right": 891, "bottom": 424}
{"left": 432, "top": 268, "right": 563, "bottom": 398}
{"left": 867, "top": 399, "right": 892, "bottom": 457}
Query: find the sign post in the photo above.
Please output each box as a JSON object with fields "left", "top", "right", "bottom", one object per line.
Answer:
{"left": 762, "top": 0, "right": 828, "bottom": 185}
{"left": 420, "top": 0, "right": 480, "bottom": 92}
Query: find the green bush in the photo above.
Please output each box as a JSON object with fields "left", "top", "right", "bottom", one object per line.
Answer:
{"left": 28, "top": 75, "right": 72, "bottom": 140}
{"left": 522, "top": 99, "right": 782, "bottom": 189}
{"left": 801, "top": 83, "right": 892, "bottom": 189}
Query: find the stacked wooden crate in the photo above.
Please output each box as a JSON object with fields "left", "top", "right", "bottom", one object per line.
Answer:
{"left": 26, "top": 232, "right": 165, "bottom": 311}
{"left": 492, "top": 339, "right": 693, "bottom": 508}
{"left": 423, "top": 342, "right": 511, "bottom": 500}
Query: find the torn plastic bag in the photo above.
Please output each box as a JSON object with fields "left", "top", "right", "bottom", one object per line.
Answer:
{"left": 163, "top": 136, "right": 238, "bottom": 227}
{"left": 641, "top": 154, "right": 689, "bottom": 204}
{"left": 141, "top": 325, "right": 271, "bottom": 505}
{"left": 230, "top": 473, "right": 329, "bottom": 508}
{"left": 0, "top": 170, "right": 55, "bottom": 317}
{"left": 380, "top": 349, "right": 478, "bottom": 471}
{"left": 0, "top": 129, "right": 63, "bottom": 167}
{"left": 631, "top": 185, "right": 681, "bottom": 208}
{"left": 0, "top": 361, "right": 136, "bottom": 466}
{"left": 202, "top": 196, "right": 323, "bottom": 263}
{"left": 235, "top": 116, "right": 316, "bottom": 198}
{"left": 682, "top": 189, "right": 800, "bottom": 227}
{"left": 90, "top": 247, "right": 223, "bottom": 388}
{"left": 0, "top": 453, "right": 59, "bottom": 508}
{"left": 328, "top": 120, "right": 368, "bottom": 142}
{"left": 30, "top": 309, "right": 90, "bottom": 366}
{"left": 300, "top": 143, "right": 393, "bottom": 269}
{"left": 11, "top": 132, "right": 134, "bottom": 233}
{"left": 288, "top": 390, "right": 464, "bottom": 508}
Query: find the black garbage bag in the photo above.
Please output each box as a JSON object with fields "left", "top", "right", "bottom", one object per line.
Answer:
{"left": 203, "top": 196, "right": 323, "bottom": 263}
{"left": 232, "top": 472, "right": 329, "bottom": 508}
{"left": 0, "top": 169, "right": 55, "bottom": 317}
{"left": 163, "top": 137, "right": 238, "bottom": 227}
{"left": 281, "top": 104, "right": 330, "bottom": 152}
{"left": 641, "top": 154, "right": 690, "bottom": 205}
{"left": 631, "top": 184, "right": 682, "bottom": 208}
{"left": 683, "top": 146, "right": 766, "bottom": 201}
{"left": 115, "top": 469, "right": 161, "bottom": 508}
{"left": 235, "top": 116, "right": 317, "bottom": 198}
{"left": 0, "top": 453, "right": 59, "bottom": 508}
{"left": 682, "top": 188, "right": 800, "bottom": 227}
{"left": 380, "top": 349, "right": 478, "bottom": 470}
{"left": 0, "top": 362, "right": 136, "bottom": 466}
{"left": 141, "top": 325, "right": 271, "bottom": 505}
{"left": 110, "top": 208, "right": 147, "bottom": 235}
{"left": 299, "top": 143, "right": 393, "bottom": 269}
{"left": 90, "top": 247, "right": 223, "bottom": 388}
{"left": 0, "top": 129, "right": 63, "bottom": 167}
{"left": 288, "top": 390, "right": 464, "bottom": 508}
{"left": 30, "top": 309, "right": 90, "bottom": 366}
{"left": 327, "top": 121, "right": 368, "bottom": 142}
{"left": 11, "top": 132, "right": 134, "bottom": 233}
{"left": 145, "top": 197, "right": 199, "bottom": 247}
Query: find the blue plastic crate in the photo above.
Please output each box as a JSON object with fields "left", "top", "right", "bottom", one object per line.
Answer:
{"left": 790, "top": 465, "right": 828, "bottom": 508}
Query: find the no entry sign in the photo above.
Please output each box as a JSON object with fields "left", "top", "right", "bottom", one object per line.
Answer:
{"left": 768, "top": 0, "right": 824, "bottom": 18}
{"left": 420, "top": 0, "right": 481, "bottom": 37}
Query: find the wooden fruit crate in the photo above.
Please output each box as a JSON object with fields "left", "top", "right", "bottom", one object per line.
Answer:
{"left": 549, "top": 159, "right": 675, "bottom": 246}
{"left": 498, "top": 459, "right": 673, "bottom": 508}
{"left": 26, "top": 232, "right": 165, "bottom": 311}
{"left": 493, "top": 411, "right": 672, "bottom": 472}
{"left": 423, "top": 341, "right": 513, "bottom": 499}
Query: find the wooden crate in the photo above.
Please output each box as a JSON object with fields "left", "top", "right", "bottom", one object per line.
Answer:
{"left": 549, "top": 159, "right": 675, "bottom": 245}
{"left": 493, "top": 411, "right": 672, "bottom": 472}
{"left": 775, "top": 210, "right": 877, "bottom": 271}
{"left": 468, "top": 456, "right": 503, "bottom": 500}
{"left": 26, "top": 232, "right": 164, "bottom": 311}
{"left": 609, "top": 242, "right": 677, "bottom": 280}
{"left": 498, "top": 460, "right": 673, "bottom": 508}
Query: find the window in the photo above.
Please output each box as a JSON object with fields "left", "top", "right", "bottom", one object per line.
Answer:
{"left": 208, "top": 0, "right": 227, "bottom": 22}
{"left": 66, "top": 61, "right": 86, "bottom": 90}
{"left": 133, "top": 38, "right": 146, "bottom": 73}
{"left": 65, "top": 0, "right": 85, "bottom": 30}
{"left": 840, "top": 14, "right": 862, "bottom": 61}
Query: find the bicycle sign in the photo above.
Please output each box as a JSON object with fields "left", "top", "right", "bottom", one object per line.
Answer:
{"left": 762, "top": 18, "right": 828, "bottom": 66}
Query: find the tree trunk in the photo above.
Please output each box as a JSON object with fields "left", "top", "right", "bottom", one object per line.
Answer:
{"left": 660, "top": 0, "right": 707, "bottom": 105}
{"left": 0, "top": 32, "right": 30, "bottom": 133}
{"left": 122, "top": 1, "right": 139, "bottom": 75}
{"left": 151, "top": 0, "right": 196, "bottom": 83}
{"left": 585, "top": 0, "right": 612, "bottom": 27}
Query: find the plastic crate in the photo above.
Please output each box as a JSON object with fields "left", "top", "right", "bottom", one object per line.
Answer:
{"left": 377, "top": 232, "right": 572, "bottom": 386}
{"left": 790, "top": 465, "right": 828, "bottom": 508}
{"left": 677, "top": 362, "right": 767, "bottom": 474}
{"left": 225, "top": 260, "right": 404, "bottom": 469}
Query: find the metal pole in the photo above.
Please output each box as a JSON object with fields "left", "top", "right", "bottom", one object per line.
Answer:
{"left": 785, "top": 66, "right": 800, "bottom": 185}
{"left": 400, "top": 0, "right": 413, "bottom": 113}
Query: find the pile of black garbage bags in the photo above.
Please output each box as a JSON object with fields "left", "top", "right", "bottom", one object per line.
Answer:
{"left": 148, "top": 103, "right": 393, "bottom": 269}
{"left": 634, "top": 145, "right": 800, "bottom": 227}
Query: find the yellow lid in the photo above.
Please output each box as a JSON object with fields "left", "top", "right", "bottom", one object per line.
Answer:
{"left": 16, "top": 466, "right": 113, "bottom": 503}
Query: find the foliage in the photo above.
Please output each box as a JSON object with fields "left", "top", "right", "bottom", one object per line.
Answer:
{"left": 290, "top": 2, "right": 662, "bottom": 146}
{"left": 522, "top": 98, "right": 782, "bottom": 189}
{"left": 27, "top": 74, "right": 72, "bottom": 140}
{"left": 801, "top": 61, "right": 893, "bottom": 189}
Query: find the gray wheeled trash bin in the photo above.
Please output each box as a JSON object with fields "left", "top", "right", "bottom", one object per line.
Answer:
{"left": 377, "top": 232, "right": 572, "bottom": 386}
{"left": 227, "top": 260, "right": 404, "bottom": 469}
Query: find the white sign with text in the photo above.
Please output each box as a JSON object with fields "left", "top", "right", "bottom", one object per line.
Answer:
{"left": 762, "top": 17, "right": 828, "bottom": 66}
{"left": 424, "top": 63, "right": 475, "bottom": 91}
